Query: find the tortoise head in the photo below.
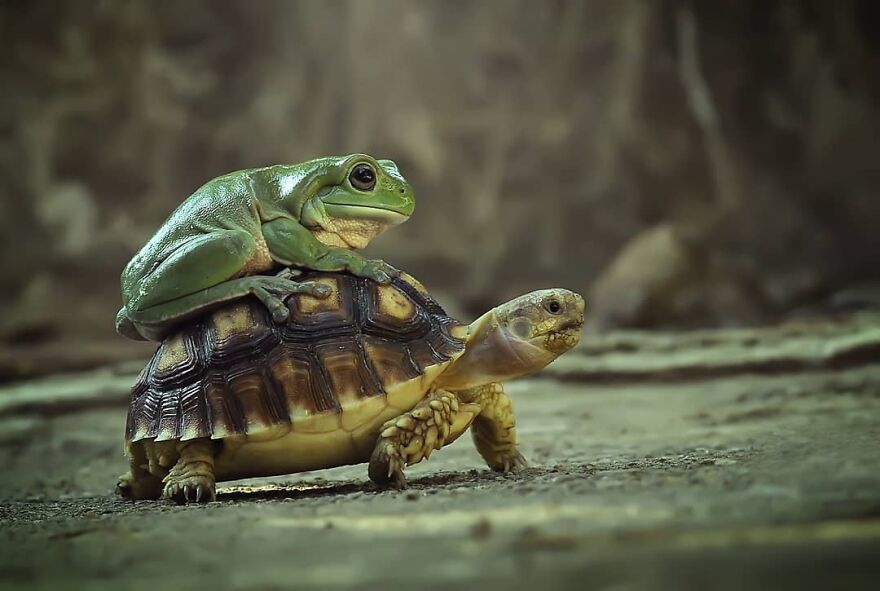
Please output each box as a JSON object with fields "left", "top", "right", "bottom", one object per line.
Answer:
{"left": 436, "top": 288, "right": 584, "bottom": 390}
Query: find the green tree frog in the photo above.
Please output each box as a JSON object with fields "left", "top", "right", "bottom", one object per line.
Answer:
{"left": 116, "top": 154, "right": 415, "bottom": 341}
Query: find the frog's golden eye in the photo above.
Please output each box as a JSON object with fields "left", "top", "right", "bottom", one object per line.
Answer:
{"left": 349, "top": 164, "right": 376, "bottom": 191}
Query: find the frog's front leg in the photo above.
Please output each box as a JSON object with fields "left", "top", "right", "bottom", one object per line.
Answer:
{"left": 262, "top": 218, "right": 398, "bottom": 284}
{"left": 117, "top": 230, "right": 329, "bottom": 341}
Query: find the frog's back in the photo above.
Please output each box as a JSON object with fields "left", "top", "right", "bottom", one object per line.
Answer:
{"left": 164, "top": 172, "right": 266, "bottom": 235}
{"left": 121, "top": 171, "right": 269, "bottom": 282}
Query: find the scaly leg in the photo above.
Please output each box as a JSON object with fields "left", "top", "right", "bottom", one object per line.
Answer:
{"left": 116, "top": 443, "right": 164, "bottom": 500}
{"left": 368, "top": 390, "right": 459, "bottom": 489}
{"left": 467, "top": 383, "right": 527, "bottom": 473}
{"left": 162, "top": 438, "right": 217, "bottom": 504}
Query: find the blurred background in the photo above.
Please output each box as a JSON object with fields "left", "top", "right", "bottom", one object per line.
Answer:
{"left": 1, "top": 0, "right": 879, "bottom": 376}
{"left": 3, "top": 6, "right": 880, "bottom": 586}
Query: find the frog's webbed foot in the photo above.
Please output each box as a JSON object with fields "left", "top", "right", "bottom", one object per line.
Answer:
{"left": 357, "top": 259, "right": 400, "bottom": 284}
{"left": 273, "top": 267, "right": 331, "bottom": 295}
{"left": 246, "top": 273, "right": 331, "bottom": 323}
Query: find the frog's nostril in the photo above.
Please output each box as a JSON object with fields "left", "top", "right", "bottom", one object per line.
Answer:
{"left": 399, "top": 188, "right": 405, "bottom": 194}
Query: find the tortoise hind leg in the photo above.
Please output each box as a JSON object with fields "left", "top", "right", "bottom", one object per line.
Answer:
{"left": 162, "top": 438, "right": 217, "bottom": 504}
{"left": 117, "top": 443, "right": 164, "bottom": 500}
{"left": 467, "top": 383, "right": 527, "bottom": 473}
{"left": 368, "top": 390, "right": 460, "bottom": 489}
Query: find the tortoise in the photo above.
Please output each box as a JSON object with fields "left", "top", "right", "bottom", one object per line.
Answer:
{"left": 117, "top": 270, "right": 584, "bottom": 503}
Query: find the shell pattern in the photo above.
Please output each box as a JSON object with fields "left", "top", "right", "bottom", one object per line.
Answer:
{"left": 126, "top": 273, "right": 466, "bottom": 443}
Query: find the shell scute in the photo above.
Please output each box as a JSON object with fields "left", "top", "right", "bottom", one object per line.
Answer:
{"left": 226, "top": 368, "right": 289, "bottom": 433}
{"left": 362, "top": 281, "right": 430, "bottom": 340}
{"left": 179, "top": 383, "right": 210, "bottom": 440}
{"left": 360, "top": 335, "right": 422, "bottom": 391}
{"left": 204, "top": 377, "right": 242, "bottom": 438}
{"left": 150, "top": 332, "right": 203, "bottom": 389}
{"left": 287, "top": 276, "right": 354, "bottom": 331}
{"left": 405, "top": 337, "right": 448, "bottom": 372}
{"left": 267, "top": 348, "right": 341, "bottom": 417}
{"left": 314, "top": 339, "right": 384, "bottom": 406}
{"left": 207, "top": 301, "right": 277, "bottom": 365}
{"left": 153, "top": 388, "right": 182, "bottom": 442}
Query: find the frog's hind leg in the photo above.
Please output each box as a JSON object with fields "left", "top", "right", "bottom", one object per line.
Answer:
{"left": 121, "top": 230, "right": 327, "bottom": 340}
{"left": 125, "top": 229, "right": 258, "bottom": 316}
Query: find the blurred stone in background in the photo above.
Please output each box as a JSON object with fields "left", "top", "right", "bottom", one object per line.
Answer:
{"left": 1, "top": 0, "right": 878, "bottom": 352}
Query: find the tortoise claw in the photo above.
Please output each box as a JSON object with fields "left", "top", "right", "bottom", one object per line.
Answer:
{"left": 492, "top": 450, "right": 527, "bottom": 474}
{"left": 162, "top": 475, "right": 216, "bottom": 504}
{"left": 369, "top": 442, "right": 408, "bottom": 490}
{"left": 507, "top": 451, "right": 528, "bottom": 473}
{"left": 196, "top": 483, "right": 215, "bottom": 503}
{"left": 388, "top": 458, "right": 407, "bottom": 490}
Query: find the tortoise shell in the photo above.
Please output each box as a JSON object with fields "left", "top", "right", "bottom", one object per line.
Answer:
{"left": 126, "top": 272, "right": 466, "bottom": 444}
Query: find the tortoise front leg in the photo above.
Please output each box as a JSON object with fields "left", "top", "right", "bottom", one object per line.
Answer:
{"left": 368, "top": 390, "right": 459, "bottom": 489}
{"left": 162, "top": 438, "right": 217, "bottom": 504}
{"left": 467, "top": 383, "right": 527, "bottom": 473}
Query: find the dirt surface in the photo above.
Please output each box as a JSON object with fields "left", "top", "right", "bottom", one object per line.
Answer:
{"left": 2, "top": 337, "right": 880, "bottom": 589}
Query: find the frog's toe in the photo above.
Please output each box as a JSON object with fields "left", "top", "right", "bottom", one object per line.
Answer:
{"left": 274, "top": 267, "right": 302, "bottom": 280}
{"left": 362, "top": 263, "right": 393, "bottom": 284}
{"left": 372, "top": 270, "right": 393, "bottom": 284}
{"left": 251, "top": 285, "right": 291, "bottom": 323}
{"left": 270, "top": 305, "right": 290, "bottom": 323}
{"left": 312, "top": 284, "right": 332, "bottom": 298}
{"left": 381, "top": 262, "right": 400, "bottom": 277}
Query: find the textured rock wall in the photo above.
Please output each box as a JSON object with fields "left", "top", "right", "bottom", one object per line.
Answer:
{"left": 1, "top": 0, "right": 878, "bottom": 341}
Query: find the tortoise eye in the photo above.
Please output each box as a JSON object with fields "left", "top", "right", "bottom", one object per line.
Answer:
{"left": 349, "top": 164, "right": 376, "bottom": 191}
{"left": 544, "top": 299, "right": 562, "bottom": 315}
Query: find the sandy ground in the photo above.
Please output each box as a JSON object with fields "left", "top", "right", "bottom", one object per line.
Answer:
{"left": 1, "top": 355, "right": 880, "bottom": 589}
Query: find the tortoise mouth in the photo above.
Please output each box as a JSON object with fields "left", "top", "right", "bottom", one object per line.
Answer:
{"left": 535, "top": 319, "right": 584, "bottom": 338}
{"left": 530, "top": 320, "right": 584, "bottom": 354}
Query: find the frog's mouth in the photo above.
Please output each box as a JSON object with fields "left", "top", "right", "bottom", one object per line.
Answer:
{"left": 323, "top": 204, "right": 410, "bottom": 225}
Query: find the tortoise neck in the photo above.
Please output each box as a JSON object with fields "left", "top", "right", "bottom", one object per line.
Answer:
{"left": 435, "top": 308, "right": 554, "bottom": 390}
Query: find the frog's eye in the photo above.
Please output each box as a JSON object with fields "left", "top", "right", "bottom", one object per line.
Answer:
{"left": 349, "top": 164, "right": 376, "bottom": 191}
